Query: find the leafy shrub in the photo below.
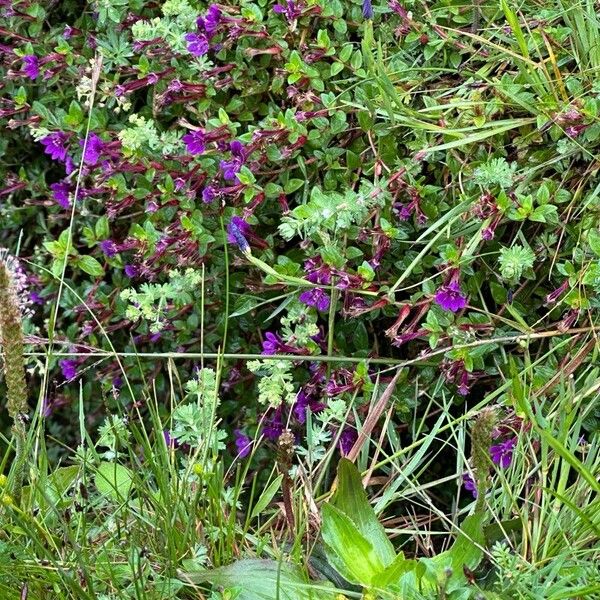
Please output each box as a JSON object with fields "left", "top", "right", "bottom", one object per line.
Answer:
{"left": 1, "top": 0, "right": 600, "bottom": 598}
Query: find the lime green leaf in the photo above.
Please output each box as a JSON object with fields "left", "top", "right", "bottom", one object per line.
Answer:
{"left": 250, "top": 474, "right": 283, "bottom": 519}
{"left": 588, "top": 229, "right": 600, "bottom": 257}
{"left": 321, "top": 502, "right": 386, "bottom": 585}
{"left": 77, "top": 255, "right": 105, "bottom": 277}
{"left": 331, "top": 459, "right": 396, "bottom": 567}
{"left": 95, "top": 462, "right": 134, "bottom": 501}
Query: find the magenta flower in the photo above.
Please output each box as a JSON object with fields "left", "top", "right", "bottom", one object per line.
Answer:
{"left": 50, "top": 182, "right": 71, "bottom": 208}
{"left": 490, "top": 437, "right": 517, "bottom": 469}
{"left": 22, "top": 55, "right": 40, "bottom": 80}
{"left": 99, "top": 240, "right": 118, "bottom": 258}
{"left": 227, "top": 216, "right": 250, "bottom": 253}
{"left": 40, "top": 132, "right": 69, "bottom": 162}
{"left": 299, "top": 287, "right": 330, "bottom": 312}
{"left": 182, "top": 130, "right": 206, "bottom": 155}
{"left": 434, "top": 280, "right": 467, "bottom": 312}
{"left": 80, "top": 132, "right": 105, "bottom": 166}
{"left": 234, "top": 429, "right": 252, "bottom": 458}
{"left": 184, "top": 32, "right": 209, "bottom": 56}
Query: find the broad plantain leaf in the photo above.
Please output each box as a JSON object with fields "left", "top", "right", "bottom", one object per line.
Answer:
{"left": 321, "top": 502, "right": 386, "bottom": 585}
{"left": 178, "top": 558, "right": 333, "bottom": 599}
{"left": 331, "top": 458, "right": 396, "bottom": 567}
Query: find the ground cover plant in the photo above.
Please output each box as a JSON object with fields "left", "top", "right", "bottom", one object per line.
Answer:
{"left": 1, "top": 0, "right": 600, "bottom": 597}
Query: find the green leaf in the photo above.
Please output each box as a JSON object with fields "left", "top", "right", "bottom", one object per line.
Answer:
{"left": 95, "top": 462, "right": 134, "bottom": 501}
{"left": 321, "top": 503, "right": 385, "bottom": 585}
{"left": 250, "top": 474, "right": 283, "bottom": 519}
{"left": 77, "top": 255, "right": 104, "bottom": 277}
{"left": 588, "top": 229, "right": 600, "bottom": 257}
{"left": 371, "top": 554, "right": 418, "bottom": 589}
{"left": 284, "top": 178, "right": 305, "bottom": 194}
{"left": 331, "top": 459, "right": 396, "bottom": 567}
{"left": 179, "top": 559, "right": 331, "bottom": 599}
{"left": 95, "top": 216, "right": 110, "bottom": 240}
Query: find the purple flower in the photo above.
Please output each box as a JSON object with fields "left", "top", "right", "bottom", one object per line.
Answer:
{"left": 234, "top": 429, "right": 252, "bottom": 458}
{"left": 293, "top": 390, "right": 325, "bottom": 424}
{"left": 182, "top": 130, "right": 206, "bottom": 155}
{"left": 262, "top": 332, "right": 282, "bottom": 355}
{"left": 226, "top": 216, "right": 251, "bottom": 253}
{"left": 59, "top": 359, "right": 78, "bottom": 380}
{"left": 481, "top": 227, "right": 494, "bottom": 241}
{"left": 197, "top": 4, "right": 221, "bottom": 36}
{"left": 219, "top": 141, "right": 246, "bottom": 181}
{"left": 463, "top": 473, "right": 478, "bottom": 498}
{"left": 339, "top": 427, "right": 357, "bottom": 455}
{"left": 40, "top": 132, "right": 69, "bottom": 162}
{"left": 262, "top": 410, "right": 284, "bottom": 440}
{"left": 29, "top": 291, "right": 45, "bottom": 305}
{"left": 80, "top": 132, "right": 105, "bottom": 166}
{"left": 22, "top": 55, "right": 40, "bottom": 80}
{"left": 201, "top": 185, "right": 217, "bottom": 203}
{"left": 124, "top": 264, "right": 139, "bottom": 278}
{"left": 434, "top": 280, "right": 467, "bottom": 312}
{"left": 184, "top": 32, "right": 209, "bottom": 56}
{"left": 65, "top": 155, "right": 76, "bottom": 175}
{"left": 50, "top": 181, "right": 71, "bottom": 208}
{"left": 99, "top": 240, "right": 118, "bottom": 258}
{"left": 362, "top": 0, "right": 374, "bottom": 19}
{"left": 163, "top": 430, "right": 180, "bottom": 448}
{"left": 490, "top": 437, "right": 517, "bottom": 469}
{"left": 273, "top": 0, "right": 303, "bottom": 20}
{"left": 299, "top": 288, "right": 330, "bottom": 312}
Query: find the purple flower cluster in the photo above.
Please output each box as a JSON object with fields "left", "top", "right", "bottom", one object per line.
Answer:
{"left": 184, "top": 4, "right": 221, "bottom": 56}
{"left": 185, "top": 33, "right": 209, "bottom": 57}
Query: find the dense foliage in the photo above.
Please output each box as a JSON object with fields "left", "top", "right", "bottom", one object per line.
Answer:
{"left": 1, "top": 0, "right": 600, "bottom": 598}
